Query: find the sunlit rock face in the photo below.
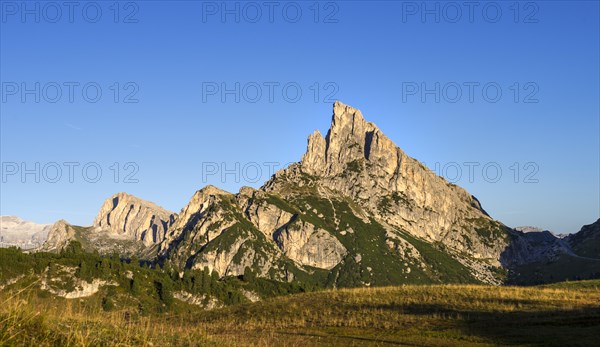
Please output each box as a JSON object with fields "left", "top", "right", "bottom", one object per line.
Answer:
{"left": 94, "top": 192, "right": 176, "bottom": 247}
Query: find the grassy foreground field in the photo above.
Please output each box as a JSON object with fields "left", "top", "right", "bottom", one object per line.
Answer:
{"left": 1, "top": 280, "right": 599, "bottom": 346}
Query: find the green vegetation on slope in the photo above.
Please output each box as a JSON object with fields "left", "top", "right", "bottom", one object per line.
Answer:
{"left": 265, "top": 192, "right": 479, "bottom": 287}
{"left": 396, "top": 231, "right": 480, "bottom": 284}
{"left": 0, "top": 243, "right": 312, "bottom": 314}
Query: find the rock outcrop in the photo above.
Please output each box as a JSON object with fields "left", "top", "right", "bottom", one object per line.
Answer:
{"left": 40, "top": 264, "right": 116, "bottom": 298}
{"left": 274, "top": 219, "right": 346, "bottom": 269}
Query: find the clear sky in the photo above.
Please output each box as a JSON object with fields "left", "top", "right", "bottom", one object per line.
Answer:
{"left": 1, "top": 1, "right": 598, "bottom": 234}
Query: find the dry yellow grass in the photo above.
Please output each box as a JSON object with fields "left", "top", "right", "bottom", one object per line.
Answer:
{"left": 2, "top": 281, "right": 599, "bottom": 346}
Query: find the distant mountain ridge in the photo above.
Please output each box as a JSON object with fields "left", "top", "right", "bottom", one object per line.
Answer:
{"left": 0, "top": 216, "right": 51, "bottom": 249}
{"left": 506, "top": 219, "right": 600, "bottom": 284}
{"left": 42, "top": 192, "right": 176, "bottom": 257}
{"left": 515, "top": 226, "right": 570, "bottom": 239}
{"left": 12, "top": 102, "right": 599, "bottom": 286}
{"left": 515, "top": 226, "right": 546, "bottom": 233}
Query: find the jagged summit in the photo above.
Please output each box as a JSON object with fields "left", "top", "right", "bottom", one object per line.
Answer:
{"left": 330, "top": 100, "right": 373, "bottom": 132}
{"left": 301, "top": 101, "right": 387, "bottom": 177}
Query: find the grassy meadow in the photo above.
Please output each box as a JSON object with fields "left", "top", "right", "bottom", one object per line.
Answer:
{"left": 1, "top": 280, "right": 599, "bottom": 346}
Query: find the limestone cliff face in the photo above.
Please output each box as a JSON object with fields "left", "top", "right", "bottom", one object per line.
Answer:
{"left": 94, "top": 192, "right": 176, "bottom": 247}
{"left": 164, "top": 186, "right": 232, "bottom": 243}
{"left": 274, "top": 219, "right": 346, "bottom": 270}
{"left": 159, "top": 185, "right": 241, "bottom": 269}
{"left": 242, "top": 195, "right": 294, "bottom": 238}
{"left": 160, "top": 185, "right": 347, "bottom": 278}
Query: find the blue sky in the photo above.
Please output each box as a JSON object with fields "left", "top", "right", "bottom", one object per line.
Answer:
{"left": 1, "top": 1, "right": 598, "bottom": 234}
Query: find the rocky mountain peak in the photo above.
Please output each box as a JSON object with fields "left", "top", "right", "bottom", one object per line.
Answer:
{"left": 41, "top": 219, "right": 76, "bottom": 252}
{"left": 174, "top": 186, "right": 231, "bottom": 224}
{"left": 301, "top": 101, "right": 399, "bottom": 179}
{"left": 193, "top": 185, "right": 231, "bottom": 199}
{"left": 54, "top": 219, "right": 70, "bottom": 226}
{"left": 164, "top": 185, "right": 233, "bottom": 240}
{"left": 93, "top": 193, "right": 176, "bottom": 247}
{"left": 100, "top": 192, "right": 161, "bottom": 211}
{"left": 330, "top": 100, "right": 372, "bottom": 137}
{"left": 276, "top": 102, "right": 506, "bottom": 276}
